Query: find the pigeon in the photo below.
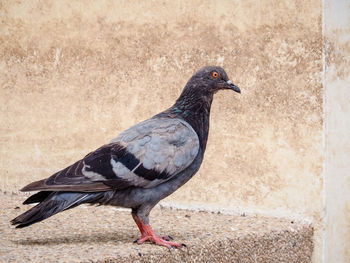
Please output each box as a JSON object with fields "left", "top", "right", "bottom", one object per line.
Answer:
{"left": 11, "top": 66, "right": 240, "bottom": 248}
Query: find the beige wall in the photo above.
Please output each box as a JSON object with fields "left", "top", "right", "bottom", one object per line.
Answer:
{"left": 1, "top": 0, "right": 326, "bottom": 261}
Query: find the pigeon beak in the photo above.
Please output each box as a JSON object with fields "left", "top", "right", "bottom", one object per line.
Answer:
{"left": 226, "top": 80, "right": 241, "bottom": 93}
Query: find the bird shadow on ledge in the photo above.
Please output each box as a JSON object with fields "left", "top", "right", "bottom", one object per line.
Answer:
{"left": 12, "top": 231, "right": 136, "bottom": 246}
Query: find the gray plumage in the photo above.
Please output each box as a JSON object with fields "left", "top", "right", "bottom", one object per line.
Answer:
{"left": 11, "top": 66, "right": 240, "bottom": 247}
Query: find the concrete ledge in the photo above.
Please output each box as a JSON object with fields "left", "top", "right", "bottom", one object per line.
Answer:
{"left": 1, "top": 192, "right": 313, "bottom": 262}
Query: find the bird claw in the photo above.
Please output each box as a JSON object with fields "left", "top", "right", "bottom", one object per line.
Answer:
{"left": 162, "top": 235, "right": 173, "bottom": 241}
{"left": 170, "top": 243, "right": 187, "bottom": 249}
{"left": 135, "top": 235, "right": 183, "bottom": 248}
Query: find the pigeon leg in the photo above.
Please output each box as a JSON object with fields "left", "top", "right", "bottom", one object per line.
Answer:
{"left": 132, "top": 213, "right": 147, "bottom": 240}
{"left": 132, "top": 213, "right": 183, "bottom": 248}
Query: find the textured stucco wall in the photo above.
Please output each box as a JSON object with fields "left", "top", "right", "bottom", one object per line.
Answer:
{"left": 0, "top": 0, "right": 323, "bottom": 260}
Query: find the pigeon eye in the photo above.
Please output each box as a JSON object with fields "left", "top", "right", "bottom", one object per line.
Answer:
{"left": 212, "top": 72, "right": 219, "bottom": 79}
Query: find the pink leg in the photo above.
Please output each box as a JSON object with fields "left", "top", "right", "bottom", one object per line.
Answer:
{"left": 132, "top": 214, "right": 184, "bottom": 248}
{"left": 132, "top": 213, "right": 147, "bottom": 239}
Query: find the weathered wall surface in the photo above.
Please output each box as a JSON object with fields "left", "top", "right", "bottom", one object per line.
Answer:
{"left": 0, "top": 0, "right": 323, "bottom": 260}
{"left": 324, "top": 0, "right": 350, "bottom": 262}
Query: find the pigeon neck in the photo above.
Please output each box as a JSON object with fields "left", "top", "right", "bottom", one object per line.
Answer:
{"left": 171, "top": 88, "right": 214, "bottom": 151}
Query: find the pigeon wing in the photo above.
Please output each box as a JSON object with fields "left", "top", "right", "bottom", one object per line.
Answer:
{"left": 21, "top": 118, "right": 200, "bottom": 192}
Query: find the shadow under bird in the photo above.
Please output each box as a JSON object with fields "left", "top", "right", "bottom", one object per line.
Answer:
{"left": 11, "top": 66, "right": 241, "bottom": 248}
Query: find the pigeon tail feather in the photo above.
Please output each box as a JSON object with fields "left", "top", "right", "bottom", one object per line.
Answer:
{"left": 23, "top": 191, "right": 52, "bottom": 204}
{"left": 11, "top": 192, "right": 103, "bottom": 228}
{"left": 21, "top": 179, "right": 47, "bottom": 192}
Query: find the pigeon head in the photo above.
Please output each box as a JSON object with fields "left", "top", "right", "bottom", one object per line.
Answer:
{"left": 174, "top": 66, "right": 240, "bottom": 112}
{"left": 188, "top": 66, "right": 241, "bottom": 94}
{"left": 170, "top": 66, "right": 240, "bottom": 150}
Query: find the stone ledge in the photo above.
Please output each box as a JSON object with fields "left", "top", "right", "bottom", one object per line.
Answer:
{"left": 0, "top": 192, "right": 313, "bottom": 263}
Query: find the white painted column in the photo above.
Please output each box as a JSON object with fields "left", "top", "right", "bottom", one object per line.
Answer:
{"left": 324, "top": 0, "right": 350, "bottom": 262}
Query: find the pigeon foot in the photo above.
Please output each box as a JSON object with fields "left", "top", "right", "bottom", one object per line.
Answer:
{"left": 132, "top": 213, "right": 184, "bottom": 248}
{"left": 136, "top": 234, "right": 183, "bottom": 248}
